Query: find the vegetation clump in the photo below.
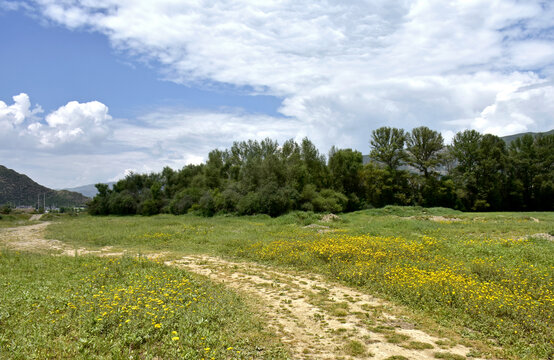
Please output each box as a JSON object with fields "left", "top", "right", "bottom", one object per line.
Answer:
{"left": 87, "top": 128, "right": 553, "bottom": 217}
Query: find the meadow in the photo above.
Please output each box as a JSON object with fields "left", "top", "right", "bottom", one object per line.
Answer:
{"left": 0, "top": 250, "right": 287, "bottom": 359}
{"left": 2, "top": 206, "right": 553, "bottom": 359}
{"left": 0, "top": 212, "right": 40, "bottom": 228}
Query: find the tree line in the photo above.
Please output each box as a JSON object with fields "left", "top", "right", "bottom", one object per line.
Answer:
{"left": 88, "top": 127, "right": 553, "bottom": 216}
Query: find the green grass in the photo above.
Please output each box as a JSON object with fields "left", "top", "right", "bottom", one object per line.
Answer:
{"left": 0, "top": 213, "right": 37, "bottom": 228}
{"left": 401, "top": 341, "right": 434, "bottom": 350}
{"left": 385, "top": 332, "right": 410, "bottom": 344}
{"left": 42, "top": 207, "right": 554, "bottom": 359}
{"left": 0, "top": 250, "right": 288, "bottom": 359}
{"left": 434, "top": 352, "right": 466, "bottom": 360}
{"left": 343, "top": 339, "right": 366, "bottom": 357}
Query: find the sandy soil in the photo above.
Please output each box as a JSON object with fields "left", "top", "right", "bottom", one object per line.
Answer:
{"left": 0, "top": 222, "right": 126, "bottom": 257}
{"left": 1, "top": 223, "right": 483, "bottom": 360}
{"left": 169, "top": 255, "right": 479, "bottom": 360}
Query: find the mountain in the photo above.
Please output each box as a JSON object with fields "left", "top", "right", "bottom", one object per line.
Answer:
{"left": 501, "top": 129, "right": 554, "bottom": 145}
{"left": 0, "top": 165, "right": 89, "bottom": 207}
{"left": 63, "top": 182, "right": 115, "bottom": 198}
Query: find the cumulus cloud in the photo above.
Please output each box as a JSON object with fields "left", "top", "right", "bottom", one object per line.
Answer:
{"left": 0, "top": 93, "right": 300, "bottom": 187}
{"left": 0, "top": 93, "right": 111, "bottom": 150}
{"left": 38, "top": 100, "right": 112, "bottom": 147}
{"left": 470, "top": 83, "right": 554, "bottom": 136}
{"left": 0, "top": 93, "right": 42, "bottom": 127}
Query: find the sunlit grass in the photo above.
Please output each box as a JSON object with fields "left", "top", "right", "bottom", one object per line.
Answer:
{"left": 0, "top": 213, "right": 37, "bottom": 228}
{"left": 43, "top": 207, "right": 554, "bottom": 359}
{"left": 0, "top": 250, "right": 287, "bottom": 359}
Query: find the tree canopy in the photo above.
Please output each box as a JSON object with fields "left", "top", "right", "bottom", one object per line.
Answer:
{"left": 88, "top": 129, "right": 553, "bottom": 216}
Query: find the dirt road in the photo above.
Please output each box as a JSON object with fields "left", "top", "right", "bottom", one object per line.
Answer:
{"left": 0, "top": 223, "right": 482, "bottom": 360}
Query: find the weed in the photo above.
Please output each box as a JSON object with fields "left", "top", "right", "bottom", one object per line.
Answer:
{"left": 401, "top": 341, "right": 434, "bottom": 350}
{"left": 434, "top": 352, "right": 466, "bottom": 360}
{"left": 343, "top": 339, "right": 366, "bottom": 357}
{"left": 385, "top": 332, "right": 411, "bottom": 344}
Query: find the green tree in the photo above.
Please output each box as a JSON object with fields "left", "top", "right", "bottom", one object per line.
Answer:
{"left": 449, "top": 131, "right": 509, "bottom": 211}
{"left": 507, "top": 134, "right": 535, "bottom": 209}
{"left": 300, "top": 137, "right": 328, "bottom": 189}
{"left": 406, "top": 126, "right": 444, "bottom": 178}
{"left": 474, "top": 134, "right": 508, "bottom": 210}
{"left": 531, "top": 134, "right": 554, "bottom": 210}
{"left": 87, "top": 183, "right": 111, "bottom": 215}
{"left": 449, "top": 130, "right": 482, "bottom": 210}
{"left": 328, "top": 147, "right": 363, "bottom": 210}
{"left": 369, "top": 127, "right": 406, "bottom": 171}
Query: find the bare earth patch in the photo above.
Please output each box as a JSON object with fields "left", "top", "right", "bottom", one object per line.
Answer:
{"left": 168, "top": 255, "right": 479, "bottom": 360}
{"left": 526, "top": 233, "right": 554, "bottom": 242}
{"left": 1, "top": 223, "right": 483, "bottom": 360}
{"left": 321, "top": 213, "right": 341, "bottom": 222}
{"left": 0, "top": 222, "right": 126, "bottom": 257}
{"left": 406, "top": 216, "right": 463, "bottom": 223}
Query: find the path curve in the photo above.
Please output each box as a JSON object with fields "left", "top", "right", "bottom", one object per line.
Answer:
{"left": 0, "top": 223, "right": 482, "bottom": 360}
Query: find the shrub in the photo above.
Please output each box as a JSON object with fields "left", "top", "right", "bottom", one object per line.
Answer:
{"left": 108, "top": 191, "right": 138, "bottom": 215}
{"left": 169, "top": 190, "right": 194, "bottom": 215}
{"left": 236, "top": 192, "right": 262, "bottom": 215}
{"left": 197, "top": 192, "right": 216, "bottom": 217}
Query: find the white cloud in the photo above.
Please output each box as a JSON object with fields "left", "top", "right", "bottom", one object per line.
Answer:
{"left": 1, "top": 93, "right": 302, "bottom": 187}
{"left": 0, "top": 93, "right": 111, "bottom": 150}
{"left": 470, "top": 83, "right": 554, "bottom": 136}
{"left": 0, "top": 93, "right": 42, "bottom": 127}
{"left": 38, "top": 100, "right": 112, "bottom": 147}
{"left": 26, "top": 0, "right": 554, "bottom": 139}
{"left": 4, "top": 1, "right": 554, "bottom": 187}
{"left": 111, "top": 108, "right": 309, "bottom": 167}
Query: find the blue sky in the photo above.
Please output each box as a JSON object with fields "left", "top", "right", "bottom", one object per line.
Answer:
{"left": 1, "top": 1, "right": 553, "bottom": 189}
{"left": 0, "top": 10, "right": 283, "bottom": 118}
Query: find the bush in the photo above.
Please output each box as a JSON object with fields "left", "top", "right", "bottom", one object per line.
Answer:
{"left": 258, "top": 183, "right": 298, "bottom": 217}
{"left": 197, "top": 192, "right": 216, "bottom": 217}
{"left": 300, "top": 185, "right": 348, "bottom": 213}
{"left": 276, "top": 211, "right": 319, "bottom": 226}
{"left": 313, "top": 189, "right": 348, "bottom": 213}
{"left": 215, "top": 186, "right": 241, "bottom": 213}
{"left": 108, "top": 191, "right": 138, "bottom": 215}
{"left": 139, "top": 199, "right": 162, "bottom": 216}
{"left": 169, "top": 190, "right": 194, "bottom": 215}
{"left": 0, "top": 204, "right": 12, "bottom": 214}
{"left": 236, "top": 192, "right": 262, "bottom": 215}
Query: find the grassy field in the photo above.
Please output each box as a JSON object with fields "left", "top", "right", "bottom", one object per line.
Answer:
{"left": 2, "top": 206, "right": 552, "bottom": 359}
{"left": 41, "top": 207, "right": 554, "bottom": 359}
{"left": 0, "top": 213, "right": 38, "bottom": 228}
{"left": 0, "top": 250, "right": 287, "bottom": 359}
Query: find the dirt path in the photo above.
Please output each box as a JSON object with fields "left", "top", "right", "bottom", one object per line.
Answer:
{"left": 1, "top": 223, "right": 482, "bottom": 360}
{"left": 0, "top": 222, "right": 126, "bottom": 257}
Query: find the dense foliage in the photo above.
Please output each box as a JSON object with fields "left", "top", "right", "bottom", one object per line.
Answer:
{"left": 88, "top": 128, "right": 553, "bottom": 216}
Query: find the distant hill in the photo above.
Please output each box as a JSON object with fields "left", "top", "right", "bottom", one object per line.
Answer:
{"left": 501, "top": 129, "right": 554, "bottom": 145}
{"left": 0, "top": 165, "right": 89, "bottom": 207}
{"left": 63, "top": 182, "right": 115, "bottom": 198}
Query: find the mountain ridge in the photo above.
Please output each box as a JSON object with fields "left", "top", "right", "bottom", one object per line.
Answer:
{"left": 500, "top": 129, "right": 554, "bottom": 144}
{"left": 0, "top": 165, "right": 89, "bottom": 207}
{"left": 63, "top": 182, "right": 116, "bottom": 198}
